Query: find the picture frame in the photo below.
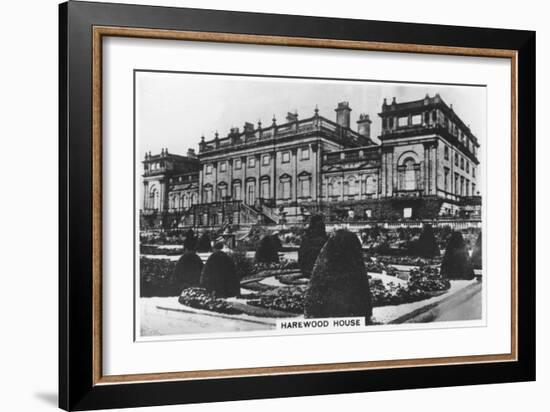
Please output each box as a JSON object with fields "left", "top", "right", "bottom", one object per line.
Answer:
{"left": 59, "top": 1, "right": 535, "bottom": 410}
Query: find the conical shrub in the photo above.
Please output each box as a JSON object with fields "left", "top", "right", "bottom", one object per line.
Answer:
{"left": 305, "top": 230, "right": 372, "bottom": 319}
{"left": 174, "top": 251, "right": 203, "bottom": 290}
{"left": 196, "top": 232, "right": 212, "bottom": 253}
{"left": 200, "top": 250, "right": 240, "bottom": 297}
{"left": 183, "top": 228, "right": 197, "bottom": 252}
{"left": 440, "top": 231, "right": 474, "bottom": 280}
{"left": 255, "top": 235, "right": 279, "bottom": 263}
{"left": 298, "top": 215, "right": 328, "bottom": 277}
{"left": 414, "top": 224, "right": 440, "bottom": 258}
{"left": 471, "top": 232, "right": 482, "bottom": 270}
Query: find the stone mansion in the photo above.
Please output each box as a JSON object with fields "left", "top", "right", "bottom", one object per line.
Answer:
{"left": 141, "top": 94, "right": 481, "bottom": 229}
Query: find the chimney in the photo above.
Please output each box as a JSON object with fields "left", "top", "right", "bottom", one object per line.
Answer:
{"left": 357, "top": 113, "right": 372, "bottom": 139}
{"left": 243, "top": 122, "right": 254, "bottom": 133}
{"left": 187, "top": 148, "right": 196, "bottom": 158}
{"left": 286, "top": 111, "right": 298, "bottom": 123}
{"left": 335, "top": 101, "right": 351, "bottom": 128}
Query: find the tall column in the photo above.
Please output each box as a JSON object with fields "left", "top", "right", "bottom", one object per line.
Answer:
{"left": 291, "top": 148, "right": 298, "bottom": 203}
{"left": 212, "top": 161, "right": 218, "bottom": 202}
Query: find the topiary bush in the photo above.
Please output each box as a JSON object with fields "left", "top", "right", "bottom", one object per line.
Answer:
{"left": 183, "top": 228, "right": 197, "bottom": 251}
{"left": 255, "top": 235, "right": 280, "bottom": 263}
{"left": 471, "top": 232, "right": 482, "bottom": 270}
{"left": 440, "top": 231, "right": 475, "bottom": 280}
{"left": 174, "top": 251, "right": 203, "bottom": 290}
{"left": 200, "top": 250, "right": 240, "bottom": 297}
{"left": 413, "top": 224, "right": 440, "bottom": 258}
{"left": 304, "top": 230, "right": 372, "bottom": 319}
{"left": 298, "top": 214, "right": 328, "bottom": 277}
{"left": 196, "top": 232, "right": 212, "bottom": 253}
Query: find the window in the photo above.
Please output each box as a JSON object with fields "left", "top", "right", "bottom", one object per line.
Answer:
{"left": 455, "top": 153, "right": 459, "bottom": 166}
{"left": 412, "top": 114, "right": 422, "bottom": 125}
{"left": 364, "top": 209, "right": 372, "bottom": 219}
{"left": 261, "top": 179, "right": 270, "bottom": 198}
{"left": 234, "top": 158, "right": 242, "bottom": 170}
{"left": 460, "top": 157, "right": 464, "bottom": 170}
{"left": 466, "top": 180, "right": 470, "bottom": 196}
{"left": 248, "top": 156, "right": 256, "bottom": 168}
{"left": 466, "top": 161, "right": 470, "bottom": 173}
{"left": 444, "top": 145, "right": 449, "bottom": 160}
{"left": 472, "top": 167, "right": 476, "bottom": 178}
{"left": 299, "top": 177, "right": 311, "bottom": 197}
{"left": 205, "top": 164, "right": 212, "bottom": 174}
{"left": 454, "top": 173, "right": 459, "bottom": 195}
{"left": 232, "top": 182, "right": 241, "bottom": 201}
{"left": 301, "top": 147, "right": 310, "bottom": 160}
{"left": 389, "top": 117, "right": 394, "bottom": 128}
{"left": 280, "top": 176, "right": 291, "bottom": 199}
{"left": 472, "top": 183, "right": 476, "bottom": 195}
{"left": 262, "top": 154, "right": 270, "bottom": 166}
{"left": 432, "top": 110, "right": 437, "bottom": 122}
{"left": 203, "top": 186, "right": 213, "bottom": 203}
{"left": 444, "top": 167, "right": 450, "bottom": 192}
{"left": 403, "top": 159, "right": 416, "bottom": 191}
{"left": 365, "top": 176, "right": 376, "bottom": 194}
{"left": 398, "top": 116, "right": 408, "bottom": 127}
{"left": 219, "top": 161, "right": 227, "bottom": 172}
{"left": 282, "top": 152, "right": 290, "bottom": 163}
{"left": 149, "top": 187, "right": 159, "bottom": 210}
{"left": 218, "top": 183, "right": 228, "bottom": 199}
{"left": 424, "top": 112, "right": 430, "bottom": 124}
{"left": 460, "top": 177, "right": 465, "bottom": 196}
{"left": 403, "top": 207, "right": 412, "bottom": 218}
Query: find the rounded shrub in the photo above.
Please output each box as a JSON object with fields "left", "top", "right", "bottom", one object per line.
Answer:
{"left": 471, "top": 232, "right": 482, "bottom": 270}
{"left": 200, "top": 250, "right": 240, "bottom": 297}
{"left": 183, "top": 228, "right": 197, "bottom": 252}
{"left": 414, "top": 224, "right": 440, "bottom": 258}
{"left": 440, "top": 231, "right": 474, "bottom": 280}
{"left": 196, "top": 232, "right": 212, "bottom": 253}
{"left": 174, "top": 251, "right": 203, "bottom": 290}
{"left": 304, "top": 230, "right": 373, "bottom": 320}
{"left": 298, "top": 214, "right": 328, "bottom": 277}
{"left": 255, "top": 235, "right": 280, "bottom": 263}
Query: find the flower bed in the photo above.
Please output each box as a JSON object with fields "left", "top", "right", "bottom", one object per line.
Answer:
{"left": 178, "top": 287, "right": 243, "bottom": 315}
{"left": 247, "top": 286, "right": 306, "bottom": 314}
{"left": 375, "top": 255, "right": 441, "bottom": 267}
{"left": 140, "top": 245, "right": 183, "bottom": 255}
{"left": 140, "top": 257, "right": 179, "bottom": 297}
{"left": 408, "top": 265, "right": 450, "bottom": 291}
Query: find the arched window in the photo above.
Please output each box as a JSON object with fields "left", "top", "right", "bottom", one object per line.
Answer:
{"left": 149, "top": 187, "right": 159, "bottom": 210}
{"left": 191, "top": 192, "right": 197, "bottom": 205}
{"left": 181, "top": 194, "right": 188, "bottom": 209}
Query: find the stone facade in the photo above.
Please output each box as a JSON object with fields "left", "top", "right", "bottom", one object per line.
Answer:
{"left": 141, "top": 95, "right": 481, "bottom": 228}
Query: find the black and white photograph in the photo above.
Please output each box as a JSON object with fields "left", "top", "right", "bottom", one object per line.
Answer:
{"left": 136, "top": 72, "right": 485, "bottom": 339}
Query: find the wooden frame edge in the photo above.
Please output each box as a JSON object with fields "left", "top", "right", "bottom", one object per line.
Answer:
{"left": 91, "top": 26, "right": 519, "bottom": 386}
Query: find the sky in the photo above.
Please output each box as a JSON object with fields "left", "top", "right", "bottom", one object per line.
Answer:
{"left": 136, "top": 71, "right": 485, "bottom": 158}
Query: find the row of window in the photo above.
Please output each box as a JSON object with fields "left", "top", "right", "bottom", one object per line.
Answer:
{"left": 444, "top": 168, "right": 477, "bottom": 196}
{"left": 204, "top": 147, "right": 311, "bottom": 175}
{"left": 444, "top": 145, "right": 476, "bottom": 177}
{"left": 326, "top": 175, "right": 377, "bottom": 197}
{"left": 202, "top": 175, "right": 312, "bottom": 203}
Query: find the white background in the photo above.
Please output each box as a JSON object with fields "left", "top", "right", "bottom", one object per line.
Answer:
{"left": 0, "top": 0, "right": 545, "bottom": 411}
{"left": 105, "top": 36, "right": 507, "bottom": 376}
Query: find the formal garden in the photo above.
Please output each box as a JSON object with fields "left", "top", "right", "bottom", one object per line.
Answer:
{"left": 139, "top": 215, "right": 482, "bottom": 335}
